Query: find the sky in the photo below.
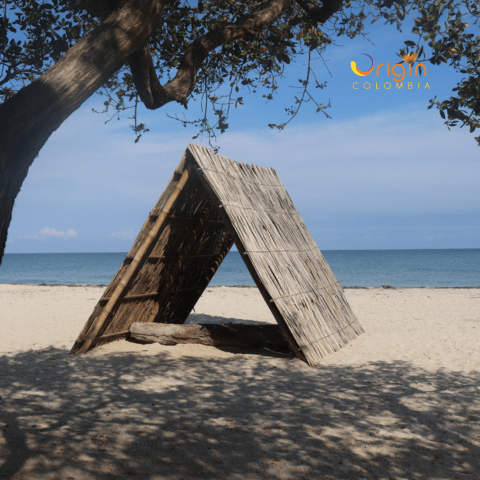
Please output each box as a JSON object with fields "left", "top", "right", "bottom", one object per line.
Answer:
{"left": 4, "top": 11, "right": 480, "bottom": 253}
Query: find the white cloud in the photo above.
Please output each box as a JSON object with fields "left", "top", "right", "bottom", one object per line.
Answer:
{"left": 15, "top": 228, "right": 79, "bottom": 240}
{"left": 40, "top": 227, "right": 65, "bottom": 236}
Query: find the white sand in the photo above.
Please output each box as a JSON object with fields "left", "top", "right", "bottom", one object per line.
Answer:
{"left": 0, "top": 284, "right": 479, "bottom": 479}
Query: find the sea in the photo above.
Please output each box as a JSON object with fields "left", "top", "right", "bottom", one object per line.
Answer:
{"left": 0, "top": 249, "right": 478, "bottom": 287}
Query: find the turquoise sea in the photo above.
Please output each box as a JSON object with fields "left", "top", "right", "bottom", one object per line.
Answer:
{"left": 0, "top": 249, "right": 478, "bottom": 287}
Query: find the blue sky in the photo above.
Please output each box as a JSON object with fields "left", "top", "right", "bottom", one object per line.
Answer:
{"left": 4, "top": 14, "right": 480, "bottom": 253}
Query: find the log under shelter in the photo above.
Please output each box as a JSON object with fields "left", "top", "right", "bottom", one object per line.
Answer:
{"left": 70, "top": 144, "right": 364, "bottom": 366}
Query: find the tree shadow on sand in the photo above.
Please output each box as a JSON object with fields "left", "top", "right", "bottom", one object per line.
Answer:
{"left": 0, "top": 346, "right": 479, "bottom": 479}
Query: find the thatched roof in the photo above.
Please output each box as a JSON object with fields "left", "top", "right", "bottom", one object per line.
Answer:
{"left": 70, "top": 144, "right": 363, "bottom": 365}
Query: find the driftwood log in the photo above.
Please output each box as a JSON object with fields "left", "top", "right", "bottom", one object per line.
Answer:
{"left": 129, "top": 323, "right": 291, "bottom": 353}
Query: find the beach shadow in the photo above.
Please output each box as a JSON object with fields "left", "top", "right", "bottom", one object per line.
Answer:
{"left": 0, "top": 348, "right": 479, "bottom": 479}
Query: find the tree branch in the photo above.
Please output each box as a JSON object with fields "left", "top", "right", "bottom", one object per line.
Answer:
{"left": 294, "top": 0, "right": 345, "bottom": 24}
{"left": 0, "top": 68, "right": 14, "bottom": 88}
{"left": 128, "top": 0, "right": 294, "bottom": 110}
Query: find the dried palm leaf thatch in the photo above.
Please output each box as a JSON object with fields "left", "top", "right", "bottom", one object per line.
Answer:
{"left": 70, "top": 144, "right": 363, "bottom": 366}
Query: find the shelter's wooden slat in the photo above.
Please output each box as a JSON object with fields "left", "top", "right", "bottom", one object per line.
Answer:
{"left": 148, "top": 212, "right": 224, "bottom": 225}
{"left": 97, "top": 330, "right": 130, "bottom": 339}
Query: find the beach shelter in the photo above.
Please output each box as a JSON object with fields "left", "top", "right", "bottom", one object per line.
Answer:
{"left": 70, "top": 144, "right": 363, "bottom": 365}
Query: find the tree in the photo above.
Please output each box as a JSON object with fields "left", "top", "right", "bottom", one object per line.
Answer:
{"left": 0, "top": 0, "right": 478, "bottom": 266}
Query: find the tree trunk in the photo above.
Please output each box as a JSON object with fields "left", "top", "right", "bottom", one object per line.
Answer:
{"left": 129, "top": 322, "right": 291, "bottom": 353}
{"left": 0, "top": 0, "right": 165, "bottom": 265}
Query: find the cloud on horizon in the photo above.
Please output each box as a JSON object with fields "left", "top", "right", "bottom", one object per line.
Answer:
{"left": 40, "top": 227, "right": 78, "bottom": 238}
{"left": 16, "top": 227, "right": 78, "bottom": 241}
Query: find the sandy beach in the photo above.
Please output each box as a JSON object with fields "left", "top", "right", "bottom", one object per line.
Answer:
{"left": 0, "top": 284, "right": 479, "bottom": 479}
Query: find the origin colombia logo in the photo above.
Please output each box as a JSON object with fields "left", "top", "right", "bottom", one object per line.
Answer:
{"left": 351, "top": 52, "right": 430, "bottom": 90}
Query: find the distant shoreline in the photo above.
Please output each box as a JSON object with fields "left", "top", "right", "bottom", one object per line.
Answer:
{"left": 3, "top": 282, "right": 480, "bottom": 289}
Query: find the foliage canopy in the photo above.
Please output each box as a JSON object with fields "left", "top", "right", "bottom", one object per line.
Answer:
{"left": 1, "top": 0, "right": 479, "bottom": 144}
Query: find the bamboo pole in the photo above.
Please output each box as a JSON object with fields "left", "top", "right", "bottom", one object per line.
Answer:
{"left": 72, "top": 167, "right": 191, "bottom": 354}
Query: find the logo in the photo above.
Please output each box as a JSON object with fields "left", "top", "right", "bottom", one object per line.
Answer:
{"left": 351, "top": 52, "right": 430, "bottom": 90}
{"left": 351, "top": 54, "right": 374, "bottom": 76}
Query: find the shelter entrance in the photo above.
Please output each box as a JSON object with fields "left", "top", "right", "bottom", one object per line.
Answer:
{"left": 70, "top": 144, "right": 363, "bottom": 365}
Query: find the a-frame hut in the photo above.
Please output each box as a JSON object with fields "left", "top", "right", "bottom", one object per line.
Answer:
{"left": 70, "top": 144, "right": 363, "bottom": 366}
